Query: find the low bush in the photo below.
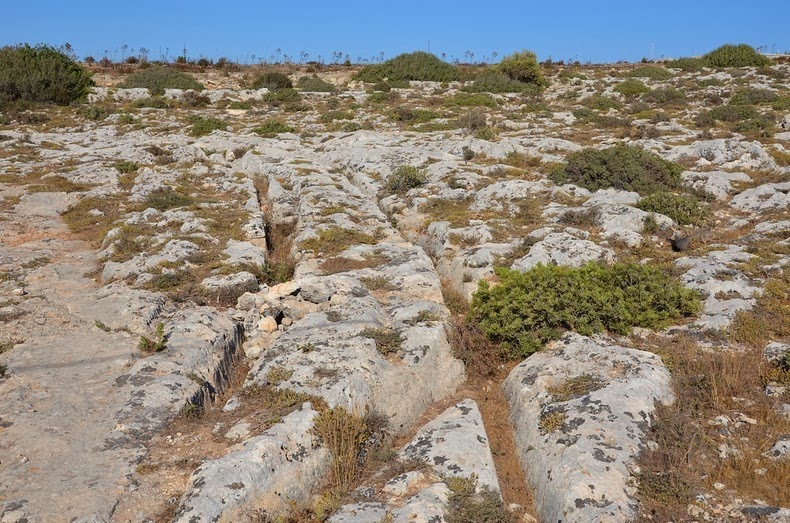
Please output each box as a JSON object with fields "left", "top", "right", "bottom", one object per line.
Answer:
{"left": 296, "top": 74, "right": 336, "bottom": 92}
{"left": 498, "top": 50, "right": 548, "bottom": 87}
{"left": 636, "top": 192, "right": 710, "bottom": 225}
{"left": 614, "top": 79, "right": 649, "bottom": 97}
{"left": 189, "top": 116, "right": 226, "bottom": 136}
{"left": 444, "top": 92, "right": 497, "bottom": 108}
{"left": 253, "top": 119, "right": 295, "bottom": 136}
{"left": 702, "top": 43, "right": 771, "bottom": 68}
{"left": 263, "top": 87, "right": 301, "bottom": 105}
{"left": 625, "top": 65, "right": 672, "bottom": 80}
{"left": 144, "top": 187, "right": 193, "bottom": 211}
{"left": 120, "top": 66, "right": 203, "bottom": 95}
{"left": 311, "top": 407, "right": 370, "bottom": 491}
{"left": 444, "top": 476, "right": 516, "bottom": 523}
{"left": 353, "top": 51, "right": 460, "bottom": 83}
{"left": 582, "top": 95, "right": 621, "bottom": 111}
{"left": 251, "top": 71, "right": 292, "bottom": 90}
{"left": 550, "top": 144, "right": 683, "bottom": 195}
{"left": 469, "top": 262, "right": 700, "bottom": 358}
{"left": 0, "top": 44, "right": 93, "bottom": 106}
{"left": 729, "top": 88, "right": 780, "bottom": 106}
{"left": 665, "top": 57, "right": 705, "bottom": 71}
{"left": 641, "top": 88, "right": 686, "bottom": 106}
{"left": 465, "top": 68, "right": 538, "bottom": 93}
{"left": 386, "top": 165, "right": 427, "bottom": 193}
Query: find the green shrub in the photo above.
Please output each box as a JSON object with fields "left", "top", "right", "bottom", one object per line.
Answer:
{"left": 319, "top": 110, "right": 354, "bottom": 123}
{"left": 625, "top": 65, "right": 672, "bottom": 80}
{"left": 144, "top": 187, "right": 193, "bottom": 210}
{"left": 469, "top": 263, "right": 700, "bottom": 358}
{"left": 497, "top": 50, "right": 548, "bottom": 87}
{"left": 465, "top": 68, "right": 539, "bottom": 93}
{"left": 114, "top": 160, "right": 139, "bottom": 174}
{"left": 642, "top": 88, "right": 686, "bottom": 106}
{"left": 707, "top": 104, "right": 760, "bottom": 122}
{"left": 665, "top": 57, "right": 705, "bottom": 71}
{"left": 582, "top": 95, "right": 621, "bottom": 110}
{"left": 189, "top": 116, "right": 226, "bottom": 136}
{"left": 636, "top": 192, "right": 710, "bottom": 225}
{"left": 550, "top": 144, "right": 683, "bottom": 195}
{"left": 391, "top": 107, "right": 440, "bottom": 124}
{"left": 729, "top": 88, "right": 779, "bottom": 106}
{"left": 444, "top": 476, "right": 515, "bottom": 523}
{"left": 251, "top": 71, "right": 292, "bottom": 90}
{"left": 263, "top": 87, "right": 301, "bottom": 105}
{"left": 614, "top": 79, "right": 649, "bottom": 97}
{"left": 253, "top": 119, "right": 295, "bottom": 136}
{"left": 386, "top": 165, "right": 427, "bottom": 193}
{"left": 702, "top": 44, "right": 771, "bottom": 68}
{"left": 444, "top": 92, "right": 497, "bottom": 108}
{"left": 353, "top": 51, "right": 460, "bottom": 83}
{"left": 296, "top": 75, "right": 337, "bottom": 92}
{"left": 120, "top": 66, "right": 203, "bottom": 95}
{"left": 0, "top": 44, "right": 93, "bottom": 106}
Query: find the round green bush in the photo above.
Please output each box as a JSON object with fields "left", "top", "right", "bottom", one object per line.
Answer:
{"left": 120, "top": 66, "right": 203, "bottom": 95}
{"left": 614, "top": 79, "right": 649, "bottom": 97}
{"left": 702, "top": 44, "right": 771, "bottom": 68}
{"left": 550, "top": 144, "right": 683, "bottom": 195}
{"left": 469, "top": 263, "right": 700, "bottom": 358}
{"left": 624, "top": 65, "right": 673, "bottom": 80}
{"left": 0, "top": 44, "right": 93, "bottom": 106}
{"left": 296, "top": 75, "right": 336, "bottom": 92}
{"left": 465, "top": 69, "right": 539, "bottom": 93}
{"left": 636, "top": 192, "right": 710, "bottom": 225}
{"left": 353, "top": 51, "right": 460, "bottom": 83}
{"left": 251, "top": 71, "right": 293, "bottom": 90}
{"left": 497, "top": 50, "right": 548, "bottom": 87}
{"left": 386, "top": 165, "right": 427, "bottom": 193}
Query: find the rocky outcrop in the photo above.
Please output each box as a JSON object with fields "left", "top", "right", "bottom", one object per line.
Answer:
{"left": 503, "top": 334, "right": 673, "bottom": 523}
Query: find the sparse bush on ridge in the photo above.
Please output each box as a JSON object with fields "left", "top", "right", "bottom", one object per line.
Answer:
{"left": 550, "top": 144, "right": 683, "bottom": 195}
{"left": 464, "top": 68, "right": 541, "bottom": 93}
{"left": 253, "top": 119, "right": 295, "bottom": 136}
{"left": 497, "top": 50, "right": 548, "bottom": 87}
{"left": 469, "top": 262, "right": 700, "bottom": 358}
{"left": 667, "top": 44, "right": 771, "bottom": 71}
{"left": 352, "top": 51, "right": 460, "bottom": 83}
{"left": 251, "top": 71, "right": 293, "bottom": 90}
{"left": 702, "top": 43, "right": 771, "bottom": 68}
{"left": 296, "top": 74, "right": 337, "bottom": 92}
{"left": 0, "top": 44, "right": 93, "bottom": 106}
{"left": 625, "top": 65, "right": 673, "bottom": 80}
{"left": 120, "top": 66, "right": 203, "bottom": 95}
{"left": 729, "top": 88, "right": 779, "bottom": 106}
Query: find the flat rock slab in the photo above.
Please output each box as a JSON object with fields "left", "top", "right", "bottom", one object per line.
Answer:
{"left": 511, "top": 232, "right": 615, "bottom": 271}
{"left": 503, "top": 333, "right": 673, "bottom": 523}
{"left": 401, "top": 399, "right": 500, "bottom": 493}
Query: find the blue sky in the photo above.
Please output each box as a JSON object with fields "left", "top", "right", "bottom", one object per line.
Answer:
{"left": 2, "top": 1, "right": 788, "bottom": 64}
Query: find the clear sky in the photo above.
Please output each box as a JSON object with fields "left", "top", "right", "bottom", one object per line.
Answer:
{"left": 2, "top": 1, "right": 788, "bottom": 64}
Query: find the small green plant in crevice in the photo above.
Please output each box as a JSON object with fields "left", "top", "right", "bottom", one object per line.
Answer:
{"left": 469, "top": 262, "right": 700, "bottom": 358}
{"left": 265, "top": 366, "right": 293, "bottom": 385}
{"left": 549, "top": 144, "right": 683, "bottom": 196}
{"left": 444, "top": 475, "right": 516, "bottom": 523}
{"left": 385, "top": 165, "right": 427, "bottom": 194}
{"left": 300, "top": 226, "right": 378, "bottom": 256}
{"left": 311, "top": 406, "right": 371, "bottom": 491}
{"left": 138, "top": 322, "right": 167, "bottom": 353}
{"left": 636, "top": 192, "right": 710, "bottom": 226}
{"left": 538, "top": 410, "right": 567, "bottom": 434}
{"left": 189, "top": 116, "right": 227, "bottom": 137}
{"left": 360, "top": 276, "right": 398, "bottom": 292}
{"left": 113, "top": 160, "right": 139, "bottom": 174}
{"left": 94, "top": 320, "right": 111, "bottom": 332}
{"left": 143, "top": 187, "right": 193, "bottom": 211}
{"left": 0, "top": 363, "right": 7, "bottom": 379}
{"left": 360, "top": 327, "right": 404, "bottom": 355}
{"left": 546, "top": 374, "right": 605, "bottom": 402}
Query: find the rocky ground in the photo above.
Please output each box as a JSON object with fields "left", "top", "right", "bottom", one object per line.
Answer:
{"left": 0, "top": 62, "right": 788, "bottom": 522}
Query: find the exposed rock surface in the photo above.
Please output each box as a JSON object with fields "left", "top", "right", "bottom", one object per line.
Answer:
{"left": 503, "top": 334, "right": 674, "bottom": 523}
